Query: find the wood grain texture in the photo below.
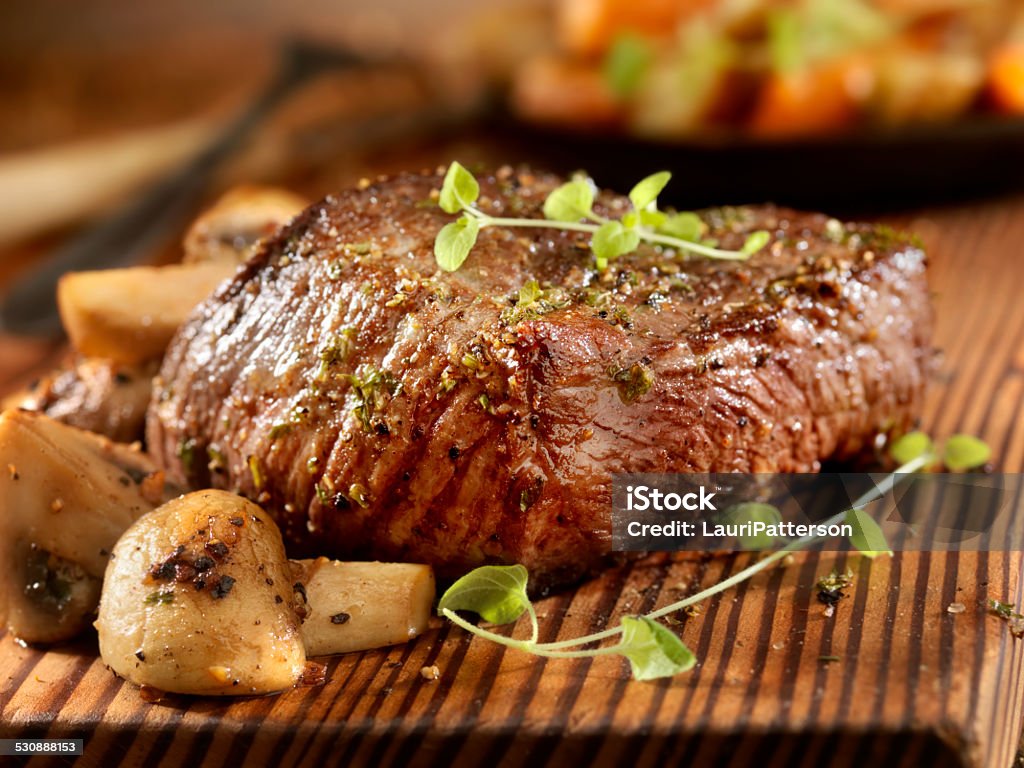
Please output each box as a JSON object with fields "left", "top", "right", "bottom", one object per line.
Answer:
{"left": 1, "top": 190, "right": 1023, "bottom": 768}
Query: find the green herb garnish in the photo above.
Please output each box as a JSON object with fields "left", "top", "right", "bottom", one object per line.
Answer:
{"left": 438, "top": 441, "right": 951, "bottom": 681}
{"left": 344, "top": 366, "right": 399, "bottom": 432}
{"left": 439, "top": 564, "right": 533, "bottom": 626}
{"left": 177, "top": 438, "right": 197, "bottom": 474}
{"left": 248, "top": 455, "right": 265, "bottom": 491}
{"left": 207, "top": 445, "right": 227, "bottom": 473}
{"left": 438, "top": 565, "right": 695, "bottom": 679}
{"left": 315, "top": 328, "right": 357, "bottom": 381}
{"left": 889, "top": 431, "right": 934, "bottom": 465}
{"left": 719, "top": 503, "right": 783, "bottom": 550}
{"left": 888, "top": 431, "right": 991, "bottom": 472}
{"left": 988, "top": 599, "right": 1024, "bottom": 638}
{"left": 618, "top": 616, "right": 697, "bottom": 680}
{"left": 501, "top": 285, "right": 571, "bottom": 326}
{"left": 348, "top": 483, "right": 370, "bottom": 508}
{"left": 989, "top": 599, "right": 1018, "bottom": 620}
{"left": 315, "top": 483, "right": 329, "bottom": 504}
{"left": 816, "top": 568, "right": 854, "bottom": 594}
{"left": 268, "top": 423, "right": 294, "bottom": 441}
{"left": 816, "top": 568, "right": 854, "bottom": 614}
{"left": 942, "top": 434, "right": 991, "bottom": 471}
{"left": 518, "top": 279, "right": 543, "bottom": 306}
{"left": 844, "top": 508, "right": 891, "bottom": 559}
{"left": 610, "top": 362, "right": 654, "bottom": 403}
{"left": 433, "top": 162, "right": 770, "bottom": 273}
{"left": 145, "top": 590, "right": 175, "bottom": 606}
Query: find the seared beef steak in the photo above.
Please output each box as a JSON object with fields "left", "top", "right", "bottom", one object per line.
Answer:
{"left": 147, "top": 168, "right": 931, "bottom": 588}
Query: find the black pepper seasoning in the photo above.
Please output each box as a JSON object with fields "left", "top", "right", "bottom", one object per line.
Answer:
{"left": 211, "top": 575, "right": 236, "bottom": 599}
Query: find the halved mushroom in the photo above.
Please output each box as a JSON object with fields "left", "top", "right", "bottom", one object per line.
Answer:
{"left": 96, "top": 490, "right": 436, "bottom": 696}
{"left": 0, "top": 410, "right": 168, "bottom": 643}
{"left": 96, "top": 490, "right": 307, "bottom": 695}
{"left": 3, "top": 357, "right": 158, "bottom": 444}
{"left": 182, "top": 185, "right": 308, "bottom": 265}
{"left": 57, "top": 261, "right": 237, "bottom": 365}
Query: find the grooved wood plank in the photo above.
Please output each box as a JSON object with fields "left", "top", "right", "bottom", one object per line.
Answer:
{"left": 1, "top": 191, "right": 1022, "bottom": 768}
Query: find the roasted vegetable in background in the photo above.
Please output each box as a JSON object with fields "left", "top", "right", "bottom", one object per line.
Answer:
{"left": 3, "top": 357, "right": 157, "bottom": 444}
{"left": 515, "top": 0, "right": 1024, "bottom": 138}
{"left": 182, "top": 185, "right": 307, "bottom": 265}
{"left": 6, "top": 184, "right": 307, "bottom": 441}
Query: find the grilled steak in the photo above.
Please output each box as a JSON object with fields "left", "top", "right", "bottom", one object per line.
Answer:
{"left": 147, "top": 168, "right": 932, "bottom": 589}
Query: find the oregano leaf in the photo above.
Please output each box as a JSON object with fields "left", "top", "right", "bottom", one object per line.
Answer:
{"left": 543, "top": 179, "right": 595, "bottom": 222}
{"left": 741, "top": 230, "right": 771, "bottom": 255}
{"left": 659, "top": 212, "right": 704, "bottom": 242}
{"left": 638, "top": 209, "right": 667, "bottom": 229}
{"left": 434, "top": 215, "right": 480, "bottom": 272}
{"left": 719, "top": 503, "right": 783, "bottom": 550}
{"left": 518, "top": 279, "right": 542, "bottom": 305}
{"left": 433, "top": 163, "right": 764, "bottom": 273}
{"left": 629, "top": 171, "right": 671, "bottom": 211}
{"left": 437, "top": 564, "right": 531, "bottom": 625}
{"left": 439, "top": 161, "right": 480, "bottom": 214}
{"left": 943, "top": 434, "right": 991, "bottom": 471}
{"left": 618, "top": 616, "right": 696, "bottom": 680}
{"left": 845, "top": 508, "right": 892, "bottom": 559}
{"left": 889, "top": 431, "right": 934, "bottom": 466}
{"left": 591, "top": 220, "right": 640, "bottom": 267}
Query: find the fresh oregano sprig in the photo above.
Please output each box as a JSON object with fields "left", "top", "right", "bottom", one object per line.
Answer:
{"left": 438, "top": 432, "right": 991, "bottom": 680}
{"left": 438, "top": 564, "right": 696, "bottom": 680}
{"left": 889, "top": 431, "right": 991, "bottom": 471}
{"left": 433, "top": 162, "right": 771, "bottom": 272}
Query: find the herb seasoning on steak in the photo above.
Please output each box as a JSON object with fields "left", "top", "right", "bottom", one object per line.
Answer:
{"left": 147, "top": 168, "right": 932, "bottom": 590}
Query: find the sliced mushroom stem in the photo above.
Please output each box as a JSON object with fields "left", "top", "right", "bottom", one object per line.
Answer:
{"left": 290, "top": 558, "right": 435, "bottom": 657}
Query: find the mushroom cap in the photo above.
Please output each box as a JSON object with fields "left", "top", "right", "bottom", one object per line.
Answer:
{"left": 96, "top": 490, "right": 306, "bottom": 695}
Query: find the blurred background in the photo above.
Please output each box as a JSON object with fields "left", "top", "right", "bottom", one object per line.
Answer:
{"left": 0, "top": 0, "right": 541, "bottom": 264}
{"left": 2, "top": 0, "right": 1024, "bottom": 276}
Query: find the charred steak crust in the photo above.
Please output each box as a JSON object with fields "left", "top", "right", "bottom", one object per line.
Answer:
{"left": 147, "top": 168, "right": 932, "bottom": 588}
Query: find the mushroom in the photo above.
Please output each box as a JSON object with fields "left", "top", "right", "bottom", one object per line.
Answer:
{"left": 0, "top": 410, "right": 167, "bottom": 643}
{"left": 96, "top": 489, "right": 436, "bottom": 696}
{"left": 290, "top": 558, "right": 435, "bottom": 657}
{"left": 181, "top": 185, "right": 307, "bottom": 265}
{"left": 96, "top": 490, "right": 306, "bottom": 696}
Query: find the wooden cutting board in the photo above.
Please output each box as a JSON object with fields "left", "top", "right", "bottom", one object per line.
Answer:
{"left": 1, "top": 549, "right": 1022, "bottom": 767}
{"left": 1, "top": 193, "right": 1023, "bottom": 768}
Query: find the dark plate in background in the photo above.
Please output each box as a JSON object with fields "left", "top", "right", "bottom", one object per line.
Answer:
{"left": 500, "top": 115, "right": 1024, "bottom": 214}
